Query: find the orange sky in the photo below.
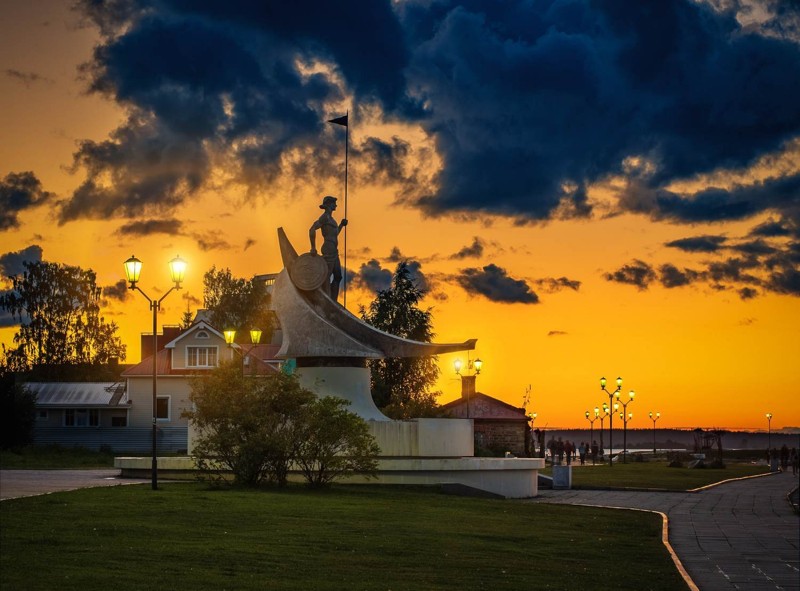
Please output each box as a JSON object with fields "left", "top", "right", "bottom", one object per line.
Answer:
{"left": 2, "top": 1, "right": 798, "bottom": 430}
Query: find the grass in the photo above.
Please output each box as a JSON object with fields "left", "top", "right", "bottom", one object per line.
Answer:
{"left": 1, "top": 483, "right": 687, "bottom": 591}
{"left": 0, "top": 445, "right": 118, "bottom": 469}
{"left": 542, "top": 459, "right": 769, "bottom": 490}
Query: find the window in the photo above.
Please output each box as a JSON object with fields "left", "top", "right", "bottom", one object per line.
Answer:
{"left": 187, "top": 346, "right": 218, "bottom": 368}
{"left": 111, "top": 413, "right": 127, "bottom": 427}
{"left": 196, "top": 330, "right": 209, "bottom": 339}
{"left": 64, "top": 409, "right": 99, "bottom": 427}
{"left": 156, "top": 396, "right": 170, "bottom": 421}
{"left": 37, "top": 410, "right": 49, "bottom": 421}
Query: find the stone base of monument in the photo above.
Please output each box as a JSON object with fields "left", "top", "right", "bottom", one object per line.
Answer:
{"left": 114, "top": 454, "right": 544, "bottom": 498}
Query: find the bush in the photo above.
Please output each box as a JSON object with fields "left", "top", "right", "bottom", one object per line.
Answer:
{"left": 186, "top": 362, "right": 379, "bottom": 488}
{"left": 296, "top": 397, "right": 380, "bottom": 488}
{"left": 0, "top": 377, "right": 36, "bottom": 451}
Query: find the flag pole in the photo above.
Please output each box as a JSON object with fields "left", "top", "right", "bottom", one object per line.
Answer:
{"left": 344, "top": 110, "right": 349, "bottom": 309}
{"left": 327, "top": 112, "right": 350, "bottom": 308}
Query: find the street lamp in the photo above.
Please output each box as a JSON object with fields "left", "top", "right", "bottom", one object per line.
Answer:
{"left": 649, "top": 411, "right": 660, "bottom": 455}
{"left": 223, "top": 328, "right": 263, "bottom": 373}
{"left": 615, "top": 390, "right": 635, "bottom": 463}
{"left": 454, "top": 356, "right": 483, "bottom": 418}
{"left": 597, "top": 403, "right": 610, "bottom": 458}
{"left": 601, "top": 376, "right": 622, "bottom": 466}
{"left": 124, "top": 254, "right": 186, "bottom": 490}
{"left": 585, "top": 408, "right": 599, "bottom": 465}
{"left": 766, "top": 413, "right": 773, "bottom": 449}
{"left": 619, "top": 411, "right": 633, "bottom": 462}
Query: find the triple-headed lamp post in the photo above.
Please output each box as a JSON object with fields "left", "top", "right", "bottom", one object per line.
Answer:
{"left": 615, "top": 390, "right": 635, "bottom": 463}
{"left": 649, "top": 411, "right": 660, "bottom": 455}
{"left": 585, "top": 408, "right": 599, "bottom": 465}
{"left": 124, "top": 255, "right": 186, "bottom": 490}
{"left": 600, "top": 377, "right": 622, "bottom": 466}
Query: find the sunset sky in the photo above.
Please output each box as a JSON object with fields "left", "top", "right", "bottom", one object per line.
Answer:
{"left": 2, "top": 0, "right": 799, "bottom": 430}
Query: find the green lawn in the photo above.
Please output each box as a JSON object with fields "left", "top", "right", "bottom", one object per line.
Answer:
{"left": 1, "top": 483, "right": 687, "bottom": 591}
{"left": 0, "top": 445, "right": 118, "bottom": 469}
{"left": 543, "top": 460, "right": 769, "bottom": 490}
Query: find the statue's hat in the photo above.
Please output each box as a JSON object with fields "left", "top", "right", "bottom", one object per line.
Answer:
{"left": 319, "top": 195, "right": 337, "bottom": 209}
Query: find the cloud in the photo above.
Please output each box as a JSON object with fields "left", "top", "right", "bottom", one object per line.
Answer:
{"left": 534, "top": 276, "right": 581, "bottom": 293}
{"left": 5, "top": 69, "right": 53, "bottom": 87}
{"left": 665, "top": 235, "right": 727, "bottom": 253}
{"left": 659, "top": 263, "right": 702, "bottom": 288}
{"left": 732, "top": 239, "right": 778, "bottom": 256}
{"left": 1, "top": 172, "right": 53, "bottom": 230}
{"left": 115, "top": 218, "right": 185, "bottom": 236}
{"left": 455, "top": 264, "right": 539, "bottom": 303}
{"left": 449, "top": 237, "right": 485, "bottom": 259}
{"left": 349, "top": 259, "right": 393, "bottom": 293}
{"left": 603, "top": 260, "right": 657, "bottom": 290}
{"left": 386, "top": 247, "right": 405, "bottom": 263}
{"left": 0, "top": 245, "right": 44, "bottom": 277}
{"left": 194, "top": 231, "right": 232, "bottom": 252}
{"left": 243, "top": 238, "right": 256, "bottom": 250}
{"left": 738, "top": 287, "right": 759, "bottom": 300}
{"left": 749, "top": 217, "right": 797, "bottom": 238}
{"left": 102, "top": 279, "right": 130, "bottom": 302}
{"left": 58, "top": 1, "right": 800, "bottom": 231}
{"left": 547, "top": 330, "right": 567, "bottom": 337}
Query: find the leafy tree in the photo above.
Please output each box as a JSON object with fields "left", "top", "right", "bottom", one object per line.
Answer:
{"left": 0, "top": 376, "right": 36, "bottom": 450}
{"left": 297, "top": 396, "right": 380, "bottom": 488}
{"left": 360, "top": 262, "right": 441, "bottom": 419}
{"left": 187, "top": 361, "right": 315, "bottom": 487}
{"left": 0, "top": 261, "right": 126, "bottom": 370}
{"left": 203, "top": 266, "right": 274, "bottom": 341}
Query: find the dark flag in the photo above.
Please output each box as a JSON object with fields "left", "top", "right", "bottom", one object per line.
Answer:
{"left": 328, "top": 115, "right": 348, "bottom": 127}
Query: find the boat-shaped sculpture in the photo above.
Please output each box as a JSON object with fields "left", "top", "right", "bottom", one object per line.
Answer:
{"left": 273, "top": 227, "right": 476, "bottom": 360}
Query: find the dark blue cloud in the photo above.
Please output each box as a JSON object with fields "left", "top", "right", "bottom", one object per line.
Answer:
{"left": 0, "top": 245, "right": 43, "bottom": 277}
{"left": 534, "top": 276, "right": 581, "bottom": 293}
{"left": 603, "top": 260, "right": 656, "bottom": 290}
{"left": 665, "top": 235, "right": 727, "bottom": 253}
{"left": 455, "top": 263, "right": 539, "bottom": 303}
{"left": 116, "top": 218, "right": 185, "bottom": 236}
{"left": 1, "top": 172, "right": 52, "bottom": 230}
{"left": 102, "top": 279, "right": 130, "bottom": 302}
{"left": 349, "top": 259, "right": 393, "bottom": 293}
{"left": 61, "top": 0, "right": 800, "bottom": 230}
{"left": 449, "top": 237, "right": 484, "bottom": 259}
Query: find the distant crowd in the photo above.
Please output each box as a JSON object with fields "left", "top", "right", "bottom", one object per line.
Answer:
{"left": 768, "top": 445, "right": 798, "bottom": 475}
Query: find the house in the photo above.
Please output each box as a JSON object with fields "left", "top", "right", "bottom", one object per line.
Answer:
{"left": 29, "top": 381, "right": 134, "bottom": 450}
{"left": 29, "top": 317, "right": 281, "bottom": 452}
{"left": 441, "top": 375, "right": 531, "bottom": 457}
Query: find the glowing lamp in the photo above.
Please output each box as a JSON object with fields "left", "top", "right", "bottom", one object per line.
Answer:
{"left": 250, "top": 329, "right": 262, "bottom": 344}
{"left": 124, "top": 256, "right": 143, "bottom": 287}
{"left": 169, "top": 255, "right": 187, "bottom": 287}
{"left": 224, "top": 329, "right": 236, "bottom": 346}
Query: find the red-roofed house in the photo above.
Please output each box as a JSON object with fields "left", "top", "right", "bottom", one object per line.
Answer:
{"left": 441, "top": 375, "right": 531, "bottom": 457}
{"left": 120, "top": 319, "right": 281, "bottom": 452}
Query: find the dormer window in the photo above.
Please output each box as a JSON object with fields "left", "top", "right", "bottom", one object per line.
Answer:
{"left": 187, "top": 346, "right": 218, "bottom": 368}
{"left": 196, "top": 330, "right": 209, "bottom": 339}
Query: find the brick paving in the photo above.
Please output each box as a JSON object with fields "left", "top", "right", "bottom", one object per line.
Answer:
{"left": 531, "top": 471, "right": 800, "bottom": 590}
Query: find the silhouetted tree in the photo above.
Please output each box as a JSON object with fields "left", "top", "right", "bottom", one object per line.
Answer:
{"left": 360, "top": 262, "right": 441, "bottom": 419}
{"left": 0, "top": 261, "right": 125, "bottom": 370}
{"left": 0, "top": 376, "right": 36, "bottom": 450}
{"left": 203, "top": 266, "right": 274, "bottom": 340}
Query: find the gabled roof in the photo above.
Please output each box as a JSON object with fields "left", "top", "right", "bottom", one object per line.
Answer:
{"left": 441, "top": 392, "right": 528, "bottom": 420}
{"left": 164, "top": 320, "right": 224, "bottom": 349}
{"left": 27, "top": 382, "right": 129, "bottom": 408}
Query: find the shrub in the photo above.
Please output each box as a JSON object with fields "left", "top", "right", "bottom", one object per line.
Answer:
{"left": 296, "top": 397, "right": 380, "bottom": 488}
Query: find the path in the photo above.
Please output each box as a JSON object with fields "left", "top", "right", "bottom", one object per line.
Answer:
{"left": 0, "top": 469, "right": 149, "bottom": 500}
{"left": 532, "top": 471, "right": 799, "bottom": 590}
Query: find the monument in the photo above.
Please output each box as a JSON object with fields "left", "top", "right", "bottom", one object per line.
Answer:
{"left": 272, "top": 224, "right": 543, "bottom": 497}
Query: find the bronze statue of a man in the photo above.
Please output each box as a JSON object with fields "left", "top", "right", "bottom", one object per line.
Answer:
{"left": 309, "top": 195, "right": 347, "bottom": 300}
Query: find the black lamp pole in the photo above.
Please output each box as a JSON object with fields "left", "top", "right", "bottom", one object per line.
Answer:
{"left": 601, "top": 377, "right": 622, "bottom": 467}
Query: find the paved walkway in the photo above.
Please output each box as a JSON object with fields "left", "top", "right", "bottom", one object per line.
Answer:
{"left": 0, "top": 469, "right": 149, "bottom": 500}
{"left": 532, "top": 471, "right": 800, "bottom": 590}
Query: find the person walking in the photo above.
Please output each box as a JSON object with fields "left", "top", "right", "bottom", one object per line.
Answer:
{"left": 578, "top": 442, "right": 586, "bottom": 465}
{"left": 564, "top": 440, "right": 573, "bottom": 465}
{"left": 591, "top": 440, "right": 599, "bottom": 465}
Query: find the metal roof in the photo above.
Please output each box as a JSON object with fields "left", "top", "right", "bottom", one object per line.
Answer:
{"left": 27, "top": 382, "right": 129, "bottom": 408}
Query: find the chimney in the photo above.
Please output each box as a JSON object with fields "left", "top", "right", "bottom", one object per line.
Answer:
{"left": 461, "top": 375, "right": 476, "bottom": 399}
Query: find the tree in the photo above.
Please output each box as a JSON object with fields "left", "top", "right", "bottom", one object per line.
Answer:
{"left": 187, "top": 361, "right": 315, "bottom": 487}
{"left": 360, "top": 262, "right": 441, "bottom": 419}
{"left": 0, "top": 261, "right": 126, "bottom": 370}
{"left": 297, "top": 396, "right": 380, "bottom": 488}
{"left": 203, "top": 266, "right": 274, "bottom": 341}
{"left": 0, "top": 376, "right": 36, "bottom": 450}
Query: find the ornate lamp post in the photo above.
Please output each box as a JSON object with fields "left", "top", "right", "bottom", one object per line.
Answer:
{"left": 649, "top": 411, "right": 660, "bottom": 455}
{"left": 597, "top": 403, "right": 610, "bottom": 458}
{"left": 585, "top": 408, "right": 599, "bottom": 465}
{"left": 223, "top": 327, "right": 263, "bottom": 373}
{"left": 454, "top": 357, "right": 483, "bottom": 418}
{"left": 124, "top": 254, "right": 186, "bottom": 490}
{"left": 766, "top": 413, "right": 773, "bottom": 449}
{"left": 619, "top": 411, "right": 633, "bottom": 462}
{"left": 614, "top": 390, "right": 635, "bottom": 463}
{"left": 600, "top": 376, "right": 622, "bottom": 466}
